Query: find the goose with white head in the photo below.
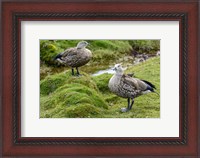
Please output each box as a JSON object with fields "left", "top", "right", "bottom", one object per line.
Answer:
{"left": 54, "top": 41, "right": 92, "bottom": 76}
{"left": 108, "top": 64, "right": 157, "bottom": 112}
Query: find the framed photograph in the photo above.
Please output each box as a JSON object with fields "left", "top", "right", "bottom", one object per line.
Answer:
{"left": 39, "top": 39, "right": 160, "bottom": 119}
{"left": 1, "top": 0, "right": 199, "bottom": 157}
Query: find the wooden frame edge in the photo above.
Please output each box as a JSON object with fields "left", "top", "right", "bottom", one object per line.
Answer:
{"left": 198, "top": 1, "right": 200, "bottom": 157}
{"left": 0, "top": 0, "right": 3, "bottom": 157}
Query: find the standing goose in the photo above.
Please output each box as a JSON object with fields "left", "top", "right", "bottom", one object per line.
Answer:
{"left": 54, "top": 41, "right": 92, "bottom": 76}
{"left": 108, "top": 64, "right": 157, "bottom": 112}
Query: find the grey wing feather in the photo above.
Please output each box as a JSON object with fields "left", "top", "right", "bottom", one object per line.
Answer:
{"left": 135, "top": 78, "right": 148, "bottom": 91}
{"left": 120, "top": 75, "right": 138, "bottom": 91}
{"left": 61, "top": 47, "right": 78, "bottom": 57}
{"left": 121, "top": 75, "right": 147, "bottom": 91}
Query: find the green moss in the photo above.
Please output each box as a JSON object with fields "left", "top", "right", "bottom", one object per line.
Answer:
{"left": 129, "top": 40, "right": 160, "bottom": 54}
{"left": 40, "top": 71, "right": 69, "bottom": 96}
{"left": 89, "top": 40, "right": 132, "bottom": 63}
{"left": 40, "top": 71, "right": 98, "bottom": 95}
{"left": 92, "top": 73, "right": 112, "bottom": 93}
{"left": 40, "top": 71, "right": 108, "bottom": 118}
{"left": 40, "top": 40, "right": 64, "bottom": 65}
{"left": 64, "top": 104, "right": 101, "bottom": 118}
{"left": 54, "top": 83, "right": 107, "bottom": 108}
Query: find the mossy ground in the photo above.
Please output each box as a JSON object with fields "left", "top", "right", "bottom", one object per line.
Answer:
{"left": 40, "top": 40, "right": 160, "bottom": 79}
{"left": 40, "top": 72, "right": 108, "bottom": 118}
{"left": 40, "top": 57, "right": 160, "bottom": 118}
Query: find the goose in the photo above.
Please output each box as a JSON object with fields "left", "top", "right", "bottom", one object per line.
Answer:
{"left": 54, "top": 41, "right": 92, "bottom": 76}
{"left": 108, "top": 64, "right": 157, "bottom": 112}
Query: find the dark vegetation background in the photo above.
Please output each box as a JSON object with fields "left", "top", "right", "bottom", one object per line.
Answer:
{"left": 40, "top": 40, "right": 160, "bottom": 118}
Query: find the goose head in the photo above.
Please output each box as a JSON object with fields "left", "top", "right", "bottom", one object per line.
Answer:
{"left": 113, "top": 64, "right": 125, "bottom": 75}
{"left": 77, "top": 41, "right": 89, "bottom": 49}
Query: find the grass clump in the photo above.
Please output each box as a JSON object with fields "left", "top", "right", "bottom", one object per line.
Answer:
{"left": 92, "top": 73, "right": 112, "bottom": 93}
{"left": 40, "top": 71, "right": 108, "bottom": 118}
{"left": 91, "top": 40, "right": 132, "bottom": 63}
{"left": 40, "top": 40, "right": 63, "bottom": 65}
{"left": 64, "top": 104, "right": 101, "bottom": 118}
{"left": 129, "top": 40, "right": 160, "bottom": 54}
{"left": 40, "top": 71, "right": 98, "bottom": 96}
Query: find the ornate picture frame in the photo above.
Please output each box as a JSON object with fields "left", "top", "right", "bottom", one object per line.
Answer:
{"left": 1, "top": 0, "right": 199, "bottom": 157}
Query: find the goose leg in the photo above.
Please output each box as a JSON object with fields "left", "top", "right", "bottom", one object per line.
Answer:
{"left": 129, "top": 99, "right": 134, "bottom": 110}
{"left": 76, "top": 67, "right": 81, "bottom": 76}
{"left": 121, "top": 98, "right": 130, "bottom": 113}
{"left": 71, "top": 68, "right": 75, "bottom": 76}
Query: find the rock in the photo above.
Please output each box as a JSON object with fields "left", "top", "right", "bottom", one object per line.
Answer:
{"left": 156, "top": 51, "right": 160, "bottom": 56}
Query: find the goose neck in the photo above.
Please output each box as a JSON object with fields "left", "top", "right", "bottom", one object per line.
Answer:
{"left": 115, "top": 72, "right": 123, "bottom": 77}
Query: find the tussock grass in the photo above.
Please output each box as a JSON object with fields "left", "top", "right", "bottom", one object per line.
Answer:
{"left": 92, "top": 73, "right": 112, "bottom": 93}
{"left": 40, "top": 71, "right": 108, "bottom": 118}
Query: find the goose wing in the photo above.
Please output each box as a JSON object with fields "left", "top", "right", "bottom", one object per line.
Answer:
{"left": 121, "top": 75, "right": 149, "bottom": 91}
{"left": 60, "top": 47, "right": 78, "bottom": 58}
{"left": 135, "top": 78, "right": 150, "bottom": 91}
{"left": 120, "top": 75, "right": 139, "bottom": 91}
{"left": 135, "top": 78, "right": 156, "bottom": 92}
{"left": 54, "top": 47, "right": 77, "bottom": 60}
{"left": 141, "top": 80, "right": 156, "bottom": 89}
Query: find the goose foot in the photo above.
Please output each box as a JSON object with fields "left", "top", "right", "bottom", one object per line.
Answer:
{"left": 120, "top": 98, "right": 132, "bottom": 112}
{"left": 121, "top": 107, "right": 129, "bottom": 113}
{"left": 76, "top": 74, "right": 82, "bottom": 77}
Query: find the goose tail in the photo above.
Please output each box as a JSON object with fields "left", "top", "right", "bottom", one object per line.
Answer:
{"left": 152, "top": 90, "right": 160, "bottom": 96}
{"left": 142, "top": 80, "right": 156, "bottom": 89}
{"left": 54, "top": 53, "right": 62, "bottom": 61}
{"left": 142, "top": 80, "right": 160, "bottom": 96}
